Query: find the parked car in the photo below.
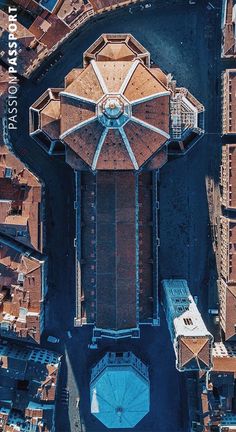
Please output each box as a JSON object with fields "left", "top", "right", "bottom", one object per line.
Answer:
{"left": 208, "top": 309, "right": 218, "bottom": 315}
{"left": 88, "top": 343, "right": 98, "bottom": 349}
{"left": 47, "top": 335, "right": 60, "bottom": 343}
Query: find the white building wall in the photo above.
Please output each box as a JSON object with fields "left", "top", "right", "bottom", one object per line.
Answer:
{"left": 162, "top": 279, "right": 212, "bottom": 341}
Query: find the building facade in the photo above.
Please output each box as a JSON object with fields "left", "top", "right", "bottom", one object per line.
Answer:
{"left": 218, "top": 217, "right": 236, "bottom": 341}
{"left": 221, "top": 0, "right": 236, "bottom": 58}
{"left": 221, "top": 143, "right": 236, "bottom": 209}
{"left": 222, "top": 69, "right": 236, "bottom": 135}
{"left": 162, "top": 279, "right": 213, "bottom": 371}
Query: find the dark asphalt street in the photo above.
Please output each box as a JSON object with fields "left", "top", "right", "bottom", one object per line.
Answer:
{"left": 7, "top": 1, "right": 224, "bottom": 431}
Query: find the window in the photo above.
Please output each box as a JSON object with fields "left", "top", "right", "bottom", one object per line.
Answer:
{"left": 183, "top": 318, "right": 193, "bottom": 326}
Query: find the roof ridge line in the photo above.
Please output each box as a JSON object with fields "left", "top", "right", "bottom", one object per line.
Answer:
{"left": 92, "top": 128, "right": 109, "bottom": 170}
{"left": 91, "top": 60, "right": 109, "bottom": 94}
{"left": 60, "top": 116, "right": 97, "bottom": 140}
{"left": 60, "top": 91, "right": 95, "bottom": 105}
{"left": 119, "top": 59, "right": 140, "bottom": 94}
{"left": 131, "top": 91, "right": 170, "bottom": 106}
{"left": 131, "top": 115, "right": 170, "bottom": 139}
{"left": 119, "top": 127, "right": 139, "bottom": 170}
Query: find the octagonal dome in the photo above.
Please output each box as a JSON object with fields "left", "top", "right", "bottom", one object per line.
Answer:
{"left": 90, "top": 352, "right": 150, "bottom": 428}
{"left": 60, "top": 58, "right": 170, "bottom": 170}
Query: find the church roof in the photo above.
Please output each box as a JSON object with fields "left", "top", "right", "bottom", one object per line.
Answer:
{"left": 60, "top": 59, "right": 170, "bottom": 170}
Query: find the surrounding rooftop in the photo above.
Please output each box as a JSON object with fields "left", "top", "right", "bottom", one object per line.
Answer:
{"left": 222, "top": 69, "right": 236, "bottom": 135}
{"left": 0, "top": 341, "right": 60, "bottom": 432}
{"left": 221, "top": 144, "right": 236, "bottom": 209}
{"left": 0, "top": 145, "right": 43, "bottom": 252}
{"left": 0, "top": 236, "right": 46, "bottom": 344}
{"left": 221, "top": 0, "right": 236, "bottom": 58}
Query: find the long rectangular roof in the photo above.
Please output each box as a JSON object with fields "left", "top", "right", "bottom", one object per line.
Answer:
{"left": 223, "top": 70, "right": 236, "bottom": 134}
{"left": 221, "top": 144, "right": 236, "bottom": 209}
{"left": 96, "top": 171, "right": 137, "bottom": 331}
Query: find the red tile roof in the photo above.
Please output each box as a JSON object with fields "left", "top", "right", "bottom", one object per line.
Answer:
{"left": 59, "top": 58, "right": 169, "bottom": 170}
{"left": 223, "top": 70, "right": 236, "bottom": 134}
{"left": 60, "top": 97, "right": 95, "bottom": 135}
{"left": 179, "top": 337, "right": 212, "bottom": 369}
{"left": 34, "top": 35, "right": 170, "bottom": 170}
{"left": 0, "top": 146, "right": 43, "bottom": 252}
{"left": 0, "top": 242, "right": 43, "bottom": 343}
{"left": 221, "top": 144, "right": 236, "bottom": 209}
{"left": 222, "top": 0, "right": 236, "bottom": 57}
{"left": 29, "top": 14, "right": 70, "bottom": 51}
{"left": 97, "top": 43, "right": 136, "bottom": 62}
{"left": 220, "top": 218, "right": 236, "bottom": 283}
{"left": 96, "top": 172, "right": 137, "bottom": 330}
{"left": 124, "top": 120, "right": 167, "bottom": 167}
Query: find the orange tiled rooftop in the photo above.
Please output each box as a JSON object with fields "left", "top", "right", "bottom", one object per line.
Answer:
{"left": 0, "top": 145, "right": 43, "bottom": 252}
{"left": 221, "top": 144, "right": 236, "bottom": 209}
{"left": 222, "top": 70, "right": 236, "bottom": 135}
{"left": 0, "top": 240, "right": 44, "bottom": 344}
{"left": 30, "top": 34, "right": 204, "bottom": 167}
{"left": 222, "top": 0, "right": 236, "bottom": 58}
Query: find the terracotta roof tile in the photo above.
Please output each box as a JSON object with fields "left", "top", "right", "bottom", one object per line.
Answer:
{"left": 223, "top": 70, "right": 236, "bottom": 134}
{"left": 222, "top": 0, "right": 236, "bottom": 57}
{"left": 221, "top": 144, "right": 236, "bottom": 209}
{"left": 41, "top": 100, "right": 60, "bottom": 140}
{"left": 0, "top": 146, "right": 42, "bottom": 251}
{"left": 198, "top": 340, "right": 212, "bottom": 366}
{"left": 179, "top": 337, "right": 211, "bottom": 368}
{"left": 124, "top": 121, "right": 166, "bottom": 167}
{"left": 124, "top": 63, "right": 168, "bottom": 101}
{"left": 35, "top": 37, "right": 171, "bottom": 170}
{"left": 97, "top": 43, "right": 136, "bottom": 61}
{"left": 29, "top": 15, "right": 70, "bottom": 51}
{"left": 63, "top": 120, "right": 103, "bottom": 166}
{"left": 96, "top": 129, "right": 134, "bottom": 170}
{"left": 96, "top": 61, "right": 133, "bottom": 93}
{"left": 0, "top": 243, "right": 43, "bottom": 344}
{"left": 96, "top": 172, "right": 137, "bottom": 330}
{"left": 60, "top": 97, "right": 95, "bottom": 135}
{"left": 225, "top": 285, "right": 236, "bottom": 340}
{"left": 150, "top": 67, "right": 168, "bottom": 86}
{"left": 132, "top": 95, "right": 170, "bottom": 133}
{"left": 179, "top": 339, "right": 194, "bottom": 368}
{"left": 213, "top": 356, "right": 236, "bottom": 373}
{"left": 65, "top": 64, "right": 103, "bottom": 102}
